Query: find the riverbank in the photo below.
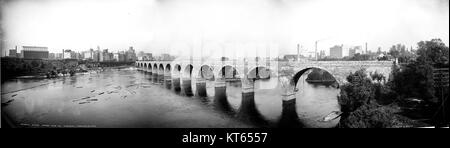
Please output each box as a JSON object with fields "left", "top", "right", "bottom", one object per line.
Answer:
{"left": 1, "top": 57, "right": 134, "bottom": 82}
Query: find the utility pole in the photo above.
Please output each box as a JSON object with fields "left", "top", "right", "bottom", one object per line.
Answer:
{"left": 266, "top": 43, "right": 270, "bottom": 68}
{"left": 365, "top": 42, "right": 368, "bottom": 54}
{"left": 315, "top": 41, "right": 318, "bottom": 61}
{"left": 297, "top": 44, "right": 300, "bottom": 62}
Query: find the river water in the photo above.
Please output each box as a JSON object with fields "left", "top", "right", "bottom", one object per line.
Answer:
{"left": 1, "top": 67, "right": 340, "bottom": 128}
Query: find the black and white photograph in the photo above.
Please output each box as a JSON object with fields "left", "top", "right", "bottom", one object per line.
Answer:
{"left": 1, "top": 0, "right": 448, "bottom": 131}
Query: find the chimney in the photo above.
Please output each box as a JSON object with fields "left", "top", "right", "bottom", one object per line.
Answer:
{"left": 365, "top": 42, "right": 368, "bottom": 54}
{"left": 297, "top": 44, "right": 300, "bottom": 61}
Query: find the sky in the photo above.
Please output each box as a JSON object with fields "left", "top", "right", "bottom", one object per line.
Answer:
{"left": 1, "top": 0, "right": 449, "bottom": 58}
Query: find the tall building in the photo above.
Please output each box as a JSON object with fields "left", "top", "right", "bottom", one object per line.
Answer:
{"left": 125, "top": 46, "right": 137, "bottom": 62}
{"left": 100, "top": 49, "right": 112, "bottom": 61}
{"left": 318, "top": 50, "right": 326, "bottom": 59}
{"left": 9, "top": 49, "right": 17, "bottom": 57}
{"left": 21, "top": 46, "right": 49, "bottom": 59}
{"left": 349, "top": 46, "right": 362, "bottom": 57}
{"left": 71, "top": 51, "right": 76, "bottom": 59}
{"left": 113, "top": 52, "right": 126, "bottom": 62}
{"left": 63, "top": 49, "right": 73, "bottom": 59}
{"left": 137, "top": 51, "right": 153, "bottom": 61}
{"left": 365, "top": 42, "right": 368, "bottom": 54}
{"left": 329, "top": 45, "right": 343, "bottom": 58}
{"left": 49, "top": 53, "right": 56, "bottom": 59}
{"left": 93, "top": 50, "right": 100, "bottom": 62}
{"left": 83, "top": 48, "right": 94, "bottom": 60}
{"left": 56, "top": 53, "right": 63, "bottom": 59}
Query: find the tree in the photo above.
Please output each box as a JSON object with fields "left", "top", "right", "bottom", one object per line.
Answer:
{"left": 349, "top": 53, "right": 371, "bottom": 61}
{"left": 416, "top": 39, "right": 449, "bottom": 66}
{"left": 338, "top": 68, "right": 375, "bottom": 113}
{"left": 340, "top": 104, "right": 394, "bottom": 128}
{"left": 391, "top": 39, "right": 449, "bottom": 103}
{"left": 389, "top": 45, "right": 401, "bottom": 58}
{"left": 370, "top": 71, "right": 385, "bottom": 83}
{"left": 338, "top": 69, "right": 398, "bottom": 128}
{"left": 31, "top": 60, "right": 39, "bottom": 68}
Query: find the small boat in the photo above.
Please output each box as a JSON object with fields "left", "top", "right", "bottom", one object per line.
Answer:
{"left": 319, "top": 111, "right": 342, "bottom": 122}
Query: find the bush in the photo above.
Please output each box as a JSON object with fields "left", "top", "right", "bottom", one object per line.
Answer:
{"left": 391, "top": 39, "right": 449, "bottom": 103}
{"left": 391, "top": 61, "right": 436, "bottom": 102}
{"left": 340, "top": 104, "right": 394, "bottom": 128}
{"left": 373, "top": 83, "right": 397, "bottom": 105}
{"left": 370, "top": 71, "right": 385, "bottom": 83}
{"left": 338, "top": 68, "right": 375, "bottom": 113}
{"left": 338, "top": 68, "right": 399, "bottom": 128}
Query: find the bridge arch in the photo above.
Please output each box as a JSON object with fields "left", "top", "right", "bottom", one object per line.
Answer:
{"left": 245, "top": 66, "right": 281, "bottom": 123}
{"left": 172, "top": 64, "right": 182, "bottom": 92}
{"left": 292, "top": 67, "right": 338, "bottom": 88}
{"left": 182, "top": 64, "right": 194, "bottom": 96}
{"left": 247, "top": 66, "right": 278, "bottom": 89}
{"left": 174, "top": 64, "right": 182, "bottom": 72}
{"left": 247, "top": 66, "right": 273, "bottom": 80}
{"left": 164, "top": 64, "right": 172, "bottom": 89}
{"left": 218, "top": 65, "right": 240, "bottom": 79}
{"left": 165, "top": 64, "right": 171, "bottom": 73}
{"left": 198, "top": 65, "right": 215, "bottom": 80}
{"left": 183, "top": 64, "right": 193, "bottom": 78}
{"left": 148, "top": 64, "right": 152, "bottom": 74}
{"left": 152, "top": 63, "right": 158, "bottom": 83}
{"left": 291, "top": 67, "right": 341, "bottom": 128}
{"left": 215, "top": 65, "right": 242, "bottom": 113}
{"left": 196, "top": 65, "right": 215, "bottom": 97}
{"left": 158, "top": 64, "right": 165, "bottom": 84}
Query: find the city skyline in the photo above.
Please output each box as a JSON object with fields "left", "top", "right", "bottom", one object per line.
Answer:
{"left": 1, "top": 0, "right": 449, "bottom": 58}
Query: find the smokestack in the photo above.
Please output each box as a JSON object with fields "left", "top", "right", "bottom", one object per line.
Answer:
{"left": 297, "top": 44, "right": 300, "bottom": 62}
{"left": 365, "top": 42, "right": 368, "bottom": 54}
{"left": 266, "top": 44, "right": 270, "bottom": 68}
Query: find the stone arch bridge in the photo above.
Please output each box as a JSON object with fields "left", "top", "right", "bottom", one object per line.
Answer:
{"left": 135, "top": 59, "right": 393, "bottom": 127}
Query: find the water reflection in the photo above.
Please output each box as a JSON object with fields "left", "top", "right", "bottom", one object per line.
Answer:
{"left": 1, "top": 67, "right": 251, "bottom": 128}
{"left": 295, "top": 69, "right": 341, "bottom": 128}
{"left": 2, "top": 67, "right": 341, "bottom": 128}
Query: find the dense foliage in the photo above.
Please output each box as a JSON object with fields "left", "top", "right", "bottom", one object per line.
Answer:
{"left": 391, "top": 39, "right": 449, "bottom": 103}
{"left": 338, "top": 69, "right": 374, "bottom": 113}
{"left": 338, "top": 39, "right": 449, "bottom": 127}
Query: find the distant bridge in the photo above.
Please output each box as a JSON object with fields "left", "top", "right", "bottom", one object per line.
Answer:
{"left": 135, "top": 59, "right": 393, "bottom": 127}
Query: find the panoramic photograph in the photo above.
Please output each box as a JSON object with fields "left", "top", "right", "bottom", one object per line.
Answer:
{"left": 1, "top": 0, "right": 449, "bottom": 129}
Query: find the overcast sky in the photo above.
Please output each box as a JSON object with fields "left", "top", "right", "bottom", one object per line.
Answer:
{"left": 1, "top": 0, "right": 449, "bottom": 58}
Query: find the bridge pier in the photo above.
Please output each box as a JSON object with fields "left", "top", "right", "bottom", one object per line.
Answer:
{"left": 196, "top": 78, "right": 207, "bottom": 97}
{"left": 172, "top": 74, "right": 181, "bottom": 92}
{"left": 213, "top": 78, "right": 233, "bottom": 113}
{"left": 153, "top": 73, "right": 158, "bottom": 84}
{"left": 148, "top": 70, "right": 153, "bottom": 80}
{"left": 237, "top": 78, "right": 267, "bottom": 126}
{"left": 145, "top": 68, "right": 151, "bottom": 81}
{"left": 173, "top": 78, "right": 181, "bottom": 92}
{"left": 182, "top": 78, "right": 194, "bottom": 96}
{"left": 152, "top": 66, "right": 158, "bottom": 84}
{"left": 158, "top": 72, "right": 164, "bottom": 85}
{"left": 278, "top": 76, "right": 302, "bottom": 128}
{"left": 147, "top": 69, "right": 151, "bottom": 74}
{"left": 165, "top": 75, "right": 172, "bottom": 89}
